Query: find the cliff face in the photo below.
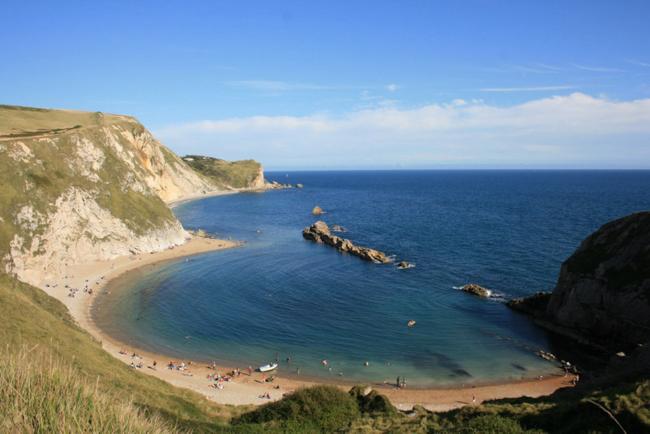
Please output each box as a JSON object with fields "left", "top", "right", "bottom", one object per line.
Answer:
{"left": 509, "top": 212, "right": 650, "bottom": 348}
{"left": 0, "top": 105, "right": 222, "bottom": 285}
{"left": 181, "top": 155, "right": 266, "bottom": 189}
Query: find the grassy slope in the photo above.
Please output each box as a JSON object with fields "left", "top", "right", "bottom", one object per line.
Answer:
{"left": 0, "top": 274, "right": 247, "bottom": 433}
{"left": 182, "top": 155, "right": 261, "bottom": 189}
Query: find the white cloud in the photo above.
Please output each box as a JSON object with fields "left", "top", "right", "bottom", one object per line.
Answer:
{"left": 386, "top": 83, "right": 399, "bottom": 92}
{"left": 572, "top": 64, "right": 626, "bottom": 73}
{"left": 157, "top": 93, "right": 650, "bottom": 169}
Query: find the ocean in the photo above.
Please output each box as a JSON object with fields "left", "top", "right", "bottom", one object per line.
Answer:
{"left": 92, "top": 170, "right": 650, "bottom": 387}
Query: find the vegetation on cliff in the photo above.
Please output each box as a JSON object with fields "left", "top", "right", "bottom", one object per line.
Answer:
{"left": 182, "top": 155, "right": 264, "bottom": 189}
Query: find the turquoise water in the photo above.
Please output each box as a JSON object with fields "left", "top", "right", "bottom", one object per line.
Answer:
{"left": 93, "top": 170, "right": 650, "bottom": 387}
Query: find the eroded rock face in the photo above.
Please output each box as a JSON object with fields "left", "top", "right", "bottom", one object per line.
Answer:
{"left": 509, "top": 212, "right": 650, "bottom": 348}
{"left": 302, "top": 221, "right": 391, "bottom": 264}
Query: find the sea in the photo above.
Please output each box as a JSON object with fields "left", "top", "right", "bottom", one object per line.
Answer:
{"left": 92, "top": 170, "right": 650, "bottom": 387}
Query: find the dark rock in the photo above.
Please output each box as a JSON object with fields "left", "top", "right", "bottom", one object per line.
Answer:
{"left": 460, "top": 283, "right": 491, "bottom": 298}
{"left": 397, "top": 261, "right": 414, "bottom": 269}
{"left": 331, "top": 224, "right": 347, "bottom": 233}
{"left": 508, "top": 211, "right": 650, "bottom": 349}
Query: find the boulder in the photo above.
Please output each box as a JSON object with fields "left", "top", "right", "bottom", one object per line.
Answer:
{"left": 312, "top": 206, "right": 324, "bottom": 215}
{"left": 331, "top": 224, "right": 347, "bottom": 232}
{"left": 397, "top": 261, "right": 414, "bottom": 269}
{"left": 460, "top": 283, "right": 491, "bottom": 298}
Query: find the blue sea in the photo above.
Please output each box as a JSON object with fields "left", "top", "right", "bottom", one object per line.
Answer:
{"left": 93, "top": 170, "right": 650, "bottom": 387}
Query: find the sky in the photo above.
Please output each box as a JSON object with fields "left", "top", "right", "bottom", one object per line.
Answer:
{"left": 2, "top": 0, "right": 650, "bottom": 169}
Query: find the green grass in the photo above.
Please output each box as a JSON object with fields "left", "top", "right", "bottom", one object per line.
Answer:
{"left": 1, "top": 347, "right": 179, "bottom": 433}
{"left": 0, "top": 274, "right": 245, "bottom": 432}
{"left": 182, "top": 155, "right": 262, "bottom": 189}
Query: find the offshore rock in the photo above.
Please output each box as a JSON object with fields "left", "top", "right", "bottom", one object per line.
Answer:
{"left": 460, "top": 283, "right": 491, "bottom": 298}
{"left": 302, "top": 221, "right": 391, "bottom": 264}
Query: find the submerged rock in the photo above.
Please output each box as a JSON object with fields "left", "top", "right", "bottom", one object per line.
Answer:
{"left": 302, "top": 221, "right": 391, "bottom": 264}
{"left": 397, "top": 261, "right": 414, "bottom": 269}
{"left": 460, "top": 283, "right": 491, "bottom": 298}
{"left": 331, "top": 224, "right": 347, "bottom": 233}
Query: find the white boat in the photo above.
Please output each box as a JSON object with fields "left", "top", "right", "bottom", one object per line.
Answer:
{"left": 258, "top": 363, "right": 278, "bottom": 372}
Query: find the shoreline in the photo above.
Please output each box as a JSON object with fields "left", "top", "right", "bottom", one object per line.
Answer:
{"left": 33, "top": 193, "right": 576, "bottom": 411}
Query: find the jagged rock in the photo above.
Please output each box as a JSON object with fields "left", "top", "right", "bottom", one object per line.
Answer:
{"left": 507, "top": 212, "right": 650, "bottom": 349}
{"left": 397, "top": 261, "right": 414, "bottom": 269}
{"left": 312, "top": 206, "right": 324, "bottom": 215}
{"left": 331, "top": 224, "right": 347, "bottom": 233}
{"left": 302, "top": 221, "right": 391, "bottom": 264}
{"left": 460, "top": 283, "right": 491, "bottom": 297}
{"left": 296, "top": 183, "right": 303, "bottom": 188}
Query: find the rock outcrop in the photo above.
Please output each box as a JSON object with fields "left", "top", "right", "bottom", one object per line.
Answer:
{"left": 459, "top": 283, "right": 492, "bottom": 298}
{"left": 312, "top": 206, "right": 324, "bottom": 216}
{"left": 508, "top": 212, "right": 650, "bottom": 349}
{"left": 302, "top": 221, "right": 391, "bottom": 263}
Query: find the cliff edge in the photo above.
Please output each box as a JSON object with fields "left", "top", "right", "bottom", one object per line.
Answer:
{"left": 508, "top": 211, "right": 650, "bottom": 350}
{"left": 0, "top": 105, "right": 260, "bottom": 286}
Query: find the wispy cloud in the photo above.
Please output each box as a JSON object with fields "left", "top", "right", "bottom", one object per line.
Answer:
{"left": 158, "top": 93, "right": 650, "bottom": 169}
{"left": 386, "top": 83, "right": 399, "bottom": 92}
{"left": 626, "top": 59, "right": 650, "bottom": 68}
{"left": 572, "top": 64, "right": 625, "bottom": 73}
{"left": 479, "top": 85, "right": 576, "bottom": 93}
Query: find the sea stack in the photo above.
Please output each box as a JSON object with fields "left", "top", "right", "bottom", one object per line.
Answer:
{"left": 302, "top": 221, "right": 391, "bottom": 264}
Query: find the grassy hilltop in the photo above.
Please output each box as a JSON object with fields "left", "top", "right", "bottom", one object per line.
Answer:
{"left": 182, "top": 155, "right": 264, "bottom": 189}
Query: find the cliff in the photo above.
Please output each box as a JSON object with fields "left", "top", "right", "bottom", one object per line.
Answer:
{"left": 0, "top": 105, "right": 259, "bottom": 286}
{"left": 508, "top": 211, "right": 650, "bottom": 349}
{"left": 181, "top": 155, "right": 266, "bottom": 189}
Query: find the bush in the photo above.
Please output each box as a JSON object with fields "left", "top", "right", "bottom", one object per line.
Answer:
{"left": 234, "top": 386, "right": 360, "bottom": 432}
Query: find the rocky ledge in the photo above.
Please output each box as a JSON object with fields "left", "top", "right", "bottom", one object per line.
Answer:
{"left": 507, "top": 211, "right": 650, "bottom": 351}
{"left": 302, "top": 221, "right": 391, "bottom": 264}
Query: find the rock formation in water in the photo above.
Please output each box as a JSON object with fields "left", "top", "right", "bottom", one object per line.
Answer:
{"left": 508, "top": 211, "right": 650, "bottom": 349}
{"left": 459, "top": 283, "right": 492, "bottom": 297}
{"left": 0, "top": 105, "right": 266, "bottom": 286}
{"left": 302, "top": 221, "right": 391, "bottom": 263}
{"left": 312, "top": 206, "right": 324, "bottom": 215}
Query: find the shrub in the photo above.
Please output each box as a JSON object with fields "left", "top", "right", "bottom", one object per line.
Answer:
{"left": 234, "top": 385, "right": 360, "bottom": 432}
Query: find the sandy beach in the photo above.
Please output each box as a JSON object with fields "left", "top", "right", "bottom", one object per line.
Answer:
{"left": 35, "top": 232, "right": 576, "bottom": 411}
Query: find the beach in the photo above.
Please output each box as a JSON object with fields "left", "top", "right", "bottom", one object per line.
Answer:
{"left": 34, "top": 227, "right": 576, "bottom": 412}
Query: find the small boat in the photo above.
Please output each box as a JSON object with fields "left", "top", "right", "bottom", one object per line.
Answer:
{"left": 258, "top": 363, "right": 278, "bottom": 372}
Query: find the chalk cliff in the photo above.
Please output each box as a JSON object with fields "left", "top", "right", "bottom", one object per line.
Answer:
{"left": 0, "top": 105, "right": 262, "bottom": 285}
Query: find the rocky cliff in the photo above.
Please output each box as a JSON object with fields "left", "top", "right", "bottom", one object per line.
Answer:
{"left": 508, "top": 211, "right": 650, "bottom": 349}
{"left": 0, "top": 105, "right": 259, "bottom": 286}
{"left": 181, "top": 155, "right": 266, "bottom": 189}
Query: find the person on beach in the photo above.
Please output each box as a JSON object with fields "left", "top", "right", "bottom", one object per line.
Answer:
{"left": 396, "top": 376, "right": 400, "bottom": 388}
{"left": 153, "top": 360, "right": 157, "bottom": 369}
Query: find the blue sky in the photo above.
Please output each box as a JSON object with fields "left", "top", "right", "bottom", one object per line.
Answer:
{"left": 2, "top": 1, "right": 650, "bottom": 169}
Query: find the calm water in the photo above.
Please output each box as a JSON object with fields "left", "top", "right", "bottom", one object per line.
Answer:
{"left": 93, "top": 170, "right": 650, "bottom": 387}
